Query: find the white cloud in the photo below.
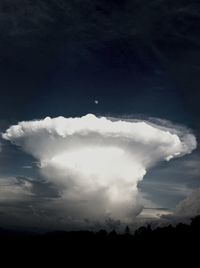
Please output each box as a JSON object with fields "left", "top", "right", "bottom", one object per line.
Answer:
{"left": 2, "top": 114, "right": 197, "bottom": 224}
{"left": 138, "top": 208, "right": 173, "bottom": 220}
{"left": 22, "top": 165, "right": 33, "bottom": 169}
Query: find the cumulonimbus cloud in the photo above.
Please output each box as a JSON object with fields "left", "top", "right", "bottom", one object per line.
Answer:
{"left": 2, "top": 114, "right": 197, "bottom": 224}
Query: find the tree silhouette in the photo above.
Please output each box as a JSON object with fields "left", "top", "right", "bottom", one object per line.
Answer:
{"left": 125, "top": 225, "right": 130, "bottom": 235}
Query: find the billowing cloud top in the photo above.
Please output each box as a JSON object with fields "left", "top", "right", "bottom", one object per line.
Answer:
{"left": 2, "top": 114, "right": 197, "bottom": 224}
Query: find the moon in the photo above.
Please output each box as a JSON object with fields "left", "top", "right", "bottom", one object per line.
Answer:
{"left": 94, "top": 100, "right": 99, "bottom": 104}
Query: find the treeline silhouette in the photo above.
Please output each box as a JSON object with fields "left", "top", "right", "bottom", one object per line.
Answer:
{"left": 1, "top": 216, "right": 200, "bottom": 262}
{"left": 1, "top": 216, "right": 200, "bottom": 242}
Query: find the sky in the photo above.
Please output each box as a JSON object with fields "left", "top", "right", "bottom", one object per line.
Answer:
{"left": 0, "top": 0, "right": 200, "bottom": 231}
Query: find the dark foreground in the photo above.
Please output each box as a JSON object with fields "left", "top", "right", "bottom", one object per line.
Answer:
{"left": 1, "top": 216, "right": 200, "bottom": 264}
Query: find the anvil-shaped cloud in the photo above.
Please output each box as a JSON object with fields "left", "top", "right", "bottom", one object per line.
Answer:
{"left": 2, "top": 114, "right": 197, "bottom": 224}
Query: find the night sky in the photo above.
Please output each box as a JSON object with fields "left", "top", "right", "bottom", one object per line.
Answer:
{"left": 0, "top": 0, "right": 200, "bottom": 231}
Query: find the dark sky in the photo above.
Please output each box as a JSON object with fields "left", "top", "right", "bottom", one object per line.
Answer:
{"left": 0, "top": 0, "right": 200, "bottom": 230}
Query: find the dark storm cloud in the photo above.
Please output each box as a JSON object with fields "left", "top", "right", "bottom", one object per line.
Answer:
{"left": 0, "top": 175, "right": 61, "bottom": 230}
{"left": 174, "top": 188, "right": 200, "bottom": 218}
{"left": 139, "top": 152, "right": 200, "bottom": 208}
{"left": 0, "top": 175, "right": 59, "bottom": 201}
{"left": 158, "top": 187, "right": 200, "bottom": 226}
{"left": 15, "top": 176, "right": 60, "bottom": 198}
